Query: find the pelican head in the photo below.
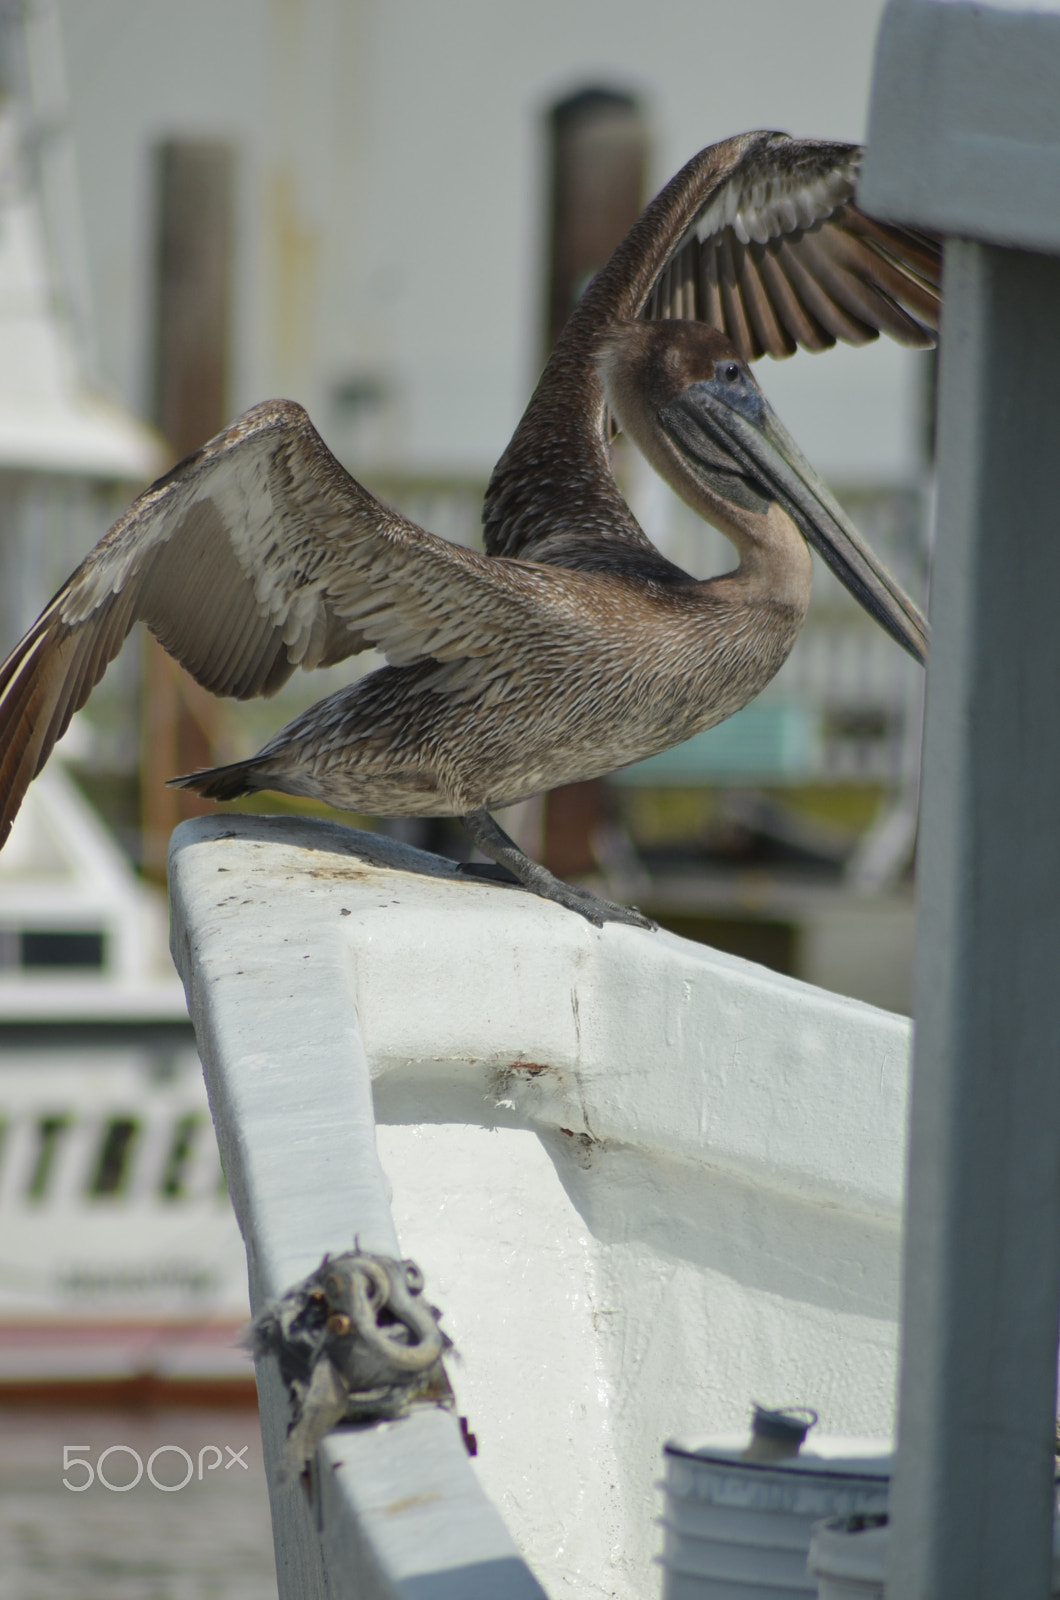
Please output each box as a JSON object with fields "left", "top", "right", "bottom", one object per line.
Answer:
{"left": 600, "top": 320, "right": 928, "bottom": 664}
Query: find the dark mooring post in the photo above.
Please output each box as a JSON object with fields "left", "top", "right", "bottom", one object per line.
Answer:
{"left": 543, "top": 87, "right": 647, "bottom": 352}
{"left": 861, "top": 3, "right": 1060, "bottom": 1596}
{"left": 541, "top": 89, "right": 647, "bottom": 879}
{"left": 142, "top": 140, "right": 235, "bottom": 878}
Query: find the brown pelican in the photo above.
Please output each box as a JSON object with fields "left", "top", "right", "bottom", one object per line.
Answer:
{"left": 0, "top": 131, "right": 936, "bottom": 928}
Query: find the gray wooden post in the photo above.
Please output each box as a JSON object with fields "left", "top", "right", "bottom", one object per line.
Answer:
{"left": 861, "top": 3, "right": 1060, "bottom": 1595}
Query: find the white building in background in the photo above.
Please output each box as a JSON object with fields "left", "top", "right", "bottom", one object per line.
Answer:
{"left": 0, "top": 4, "right": 162, "bottom": 648}
{"left": 54, "top": 0, "right": 920, "bottom": 486}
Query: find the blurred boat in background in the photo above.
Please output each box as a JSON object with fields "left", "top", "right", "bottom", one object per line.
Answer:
{"left": 0, "top": 754, "right": 253, "bottom": 1405}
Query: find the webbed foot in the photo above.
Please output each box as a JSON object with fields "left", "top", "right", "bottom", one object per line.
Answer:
{"left": 459, "top": 808, "right": 656, "bottom": 931}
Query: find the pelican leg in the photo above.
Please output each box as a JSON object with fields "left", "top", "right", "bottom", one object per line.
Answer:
{"left": 459, "top": 808, "right": 656, "bottom": 931}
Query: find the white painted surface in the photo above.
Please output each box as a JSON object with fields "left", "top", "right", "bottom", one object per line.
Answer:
{"left": 169, "top": 814, "right": 910, "bottom": 1600}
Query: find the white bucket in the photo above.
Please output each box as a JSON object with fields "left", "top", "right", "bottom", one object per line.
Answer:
{"left": 806, "top": 1516, "right": 888, "bottom": 1599}
{"left": 807, "top": 1511, "right": 1060, "bottom": 1599}
{"left": 659, "top": 1434, "right": 891, "bottom": 1600}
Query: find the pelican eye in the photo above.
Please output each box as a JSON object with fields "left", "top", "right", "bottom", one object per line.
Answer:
{"left": 721, "top": 361, "right": 742, "bottom": 383}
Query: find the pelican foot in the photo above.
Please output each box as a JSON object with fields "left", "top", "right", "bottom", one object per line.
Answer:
{"left": 542, "top": 877, "right": 658, "bottom": 930}
{"left": 456, "top": 861, "right": 521, "bottom": 885}
{"left": 459, "top": 807, "right": 656, "bottom": 931}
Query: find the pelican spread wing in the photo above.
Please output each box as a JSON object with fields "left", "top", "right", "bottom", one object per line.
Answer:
{"left": 0, "top": 399, "right": 570, "bottom": 848}
{"left": 484, "top": 131, "right": 940, "bottom": 560}
{"left": 641, "top": 133, "right": 938, "bottom": 358}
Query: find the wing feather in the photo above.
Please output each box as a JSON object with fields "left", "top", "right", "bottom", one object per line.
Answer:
{"left": 793, "top": 229, "right": 929, "bottom": 345}
{"left": 755, "top": 245, "right": 833, "bottom": 351}
{"left": 717, "top": 234, "right": 759, "bottom": 363}
{"left": 642, "top": 135, "right": 939, "bottom": 353}
{"left": 0, "top": 631, "right": 82, "bottom": 842}
{"left": 841, "top": 209, "right": 940, "bottom": 281}
{"left": 773, "top": 239, "right": 878, "bottom": 346}
{"left": 699, "top": 242, "right": 724, "bottom": 335}
{"left": 676, "top": 240, "right": 698, "bottom": 320}
{"left": 823, "top": 223, "right": 940, "bottom": 326}
{"left": 736, "top": 246, "right": 795, "bottom": 360}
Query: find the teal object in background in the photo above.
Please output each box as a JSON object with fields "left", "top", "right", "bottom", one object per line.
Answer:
{"left": 611, "top": 702, "right": 819, "bottom": 785}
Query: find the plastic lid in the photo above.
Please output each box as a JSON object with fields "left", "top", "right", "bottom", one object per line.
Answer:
{"left": 665, "top": 1432, "right": 893, "bottom": 1478}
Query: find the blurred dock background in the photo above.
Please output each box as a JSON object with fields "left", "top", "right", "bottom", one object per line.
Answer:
{"left": 0, "top": 1406, "right": 275, "bottom": 1600}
